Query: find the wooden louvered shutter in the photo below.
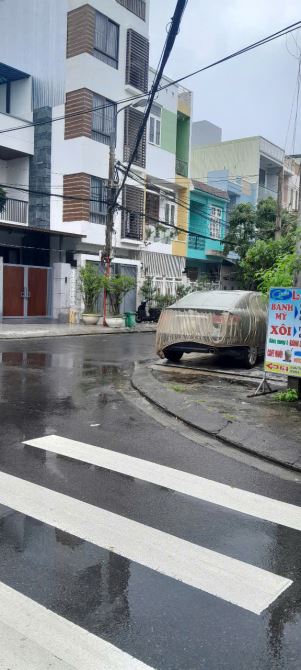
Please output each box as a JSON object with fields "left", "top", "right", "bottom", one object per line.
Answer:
{"left": 122, "top": 185, "right": 144, "bottom": 239}
{"left": 126, "top": 29, "right": 149, "bottom": 93}
{"left": 146, "top": 191, "right": 159, "bottom": 225}
{"left": 123, "top": 107, "right": 146, "bottom": 168}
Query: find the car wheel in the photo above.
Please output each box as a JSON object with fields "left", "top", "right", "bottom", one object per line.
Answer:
{"left": 165, "top": 350, "right": 183, "bottom": 362}
{"left": 242, "top": 347, "right": 258, "bottom": 368}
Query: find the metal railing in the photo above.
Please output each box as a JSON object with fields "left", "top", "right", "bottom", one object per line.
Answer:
{"left": 176, "top": 158, "right": 188, "bottom": 177}
{"left": 0, "top": 198, "right": 28, "bottom": 224}
{"left": 121, "top": 218, "right": 143, "bottom": 240}
{"left": 188, "top": 233, "right": 205, "bottom": 251}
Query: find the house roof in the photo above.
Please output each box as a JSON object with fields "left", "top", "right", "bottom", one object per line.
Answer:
{"left": 192, "top": 179, "right": 229, "bottom": 201}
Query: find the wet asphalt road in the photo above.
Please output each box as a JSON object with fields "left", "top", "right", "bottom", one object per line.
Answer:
{"left": 0, "top": 332, "right": 300, "bottom": 670}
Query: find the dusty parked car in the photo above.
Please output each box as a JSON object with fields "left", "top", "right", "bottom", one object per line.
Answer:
{"left": 156, "top": 290, "right": 267, "bottom": 368}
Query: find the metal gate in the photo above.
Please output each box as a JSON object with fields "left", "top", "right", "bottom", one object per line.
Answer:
{"left": 94, "top": 262, "right": 137, "bottom": 315}
{"left": 3, "top": 264, "right": 52, "bottom": 318}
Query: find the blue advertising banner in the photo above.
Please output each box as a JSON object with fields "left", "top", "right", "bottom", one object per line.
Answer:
{"left": 264, "top": 287, "right": 301, "bottom": 377}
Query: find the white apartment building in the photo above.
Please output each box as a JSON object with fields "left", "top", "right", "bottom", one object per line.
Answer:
{"left": 0, "top": 0, "right": 193, "bottom": 318}
{"left": 0, "top": 0, "right": 150, "bottom": 317}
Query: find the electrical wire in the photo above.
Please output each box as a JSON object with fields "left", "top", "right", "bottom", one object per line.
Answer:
{"left": 113, "top": 0, "right": 188, "bottom": 208}
{"left": 1, "top": 19, "right": 300, "bottom": 136}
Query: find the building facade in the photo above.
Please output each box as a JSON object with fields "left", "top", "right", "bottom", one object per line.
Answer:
{"left": 187, "top": 180, "right": 235, "bottom": 288}
{"left": 142, "top": 70, "right": 192, "bottom": 297}
{"left": 191, "top": 131, "right": 300, "bottom": 214}
{"left": 0, "top": 0, "right": 194, "bottom": 318}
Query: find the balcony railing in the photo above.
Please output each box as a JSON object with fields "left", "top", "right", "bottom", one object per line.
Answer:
{"left": 176, "top": 158, "right": 188, "bottom": 177}
{"left": 0, "top": 197, "right": 28, "bottom": 224}
{"left": 188, "top": 233, "right": 205, "bottom": 251}
{"left": 121, "top": 217, "right": 143, "bottom": 240}
{"left": 258, "top": 185, "right": 277, "bottom": 202}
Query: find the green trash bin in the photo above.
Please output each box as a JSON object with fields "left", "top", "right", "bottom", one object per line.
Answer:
{"left": 125, "top": 312, "right": 136, "bottom": 328}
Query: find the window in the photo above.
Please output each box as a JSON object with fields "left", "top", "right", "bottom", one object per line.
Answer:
{"left": 121, "top": 185, "right": 144, "bottom": 239}
{"left": 92, "top": 94, "right": 116, "bottom": 145}
{"left": 165, "top": 202, "right": 175, "bottom": 227}
{"left": 116, "top": 0, "right": 146, "bottom": 20}
{"left": 94, "top": 11, "right": 119, "bottom": 69}
{"left": 210, "top": 206, "right": 222, "bottom": 239}
{"left": 146, "top": 191, "right": 159, "bottom": 225}
{"left": 149, "top": 104, "right": 161, "bottom": 146}
{"left": 124, "top": 106, "right": 146, "bottom": 168}
{"left": 126, "top": 29, "right": 149, "bottom": 92}
{"left": 90, "top": 177, "right": 107, "bottom": 224}
{"left": 259, "top": 168, "right": 266, "bottom": 187}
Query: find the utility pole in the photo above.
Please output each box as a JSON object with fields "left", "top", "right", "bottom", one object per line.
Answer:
{"left": 102, "top": 133, "right": 116, "bottom": 326}
{"left": 288, "top": 159, "right": 301, "bottom": 396}
{"left": 275, "top": 166, "right": 283, "bottom": 240}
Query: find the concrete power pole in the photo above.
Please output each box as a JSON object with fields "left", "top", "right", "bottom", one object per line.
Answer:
{"left": 102, "top": 135, "right": 116, "bottom": 326}
{"left": 275, "top": 167, "right": 284, "bottom": 240}
{"left": 288, "top": 161, "right": 301, "bottom": 396}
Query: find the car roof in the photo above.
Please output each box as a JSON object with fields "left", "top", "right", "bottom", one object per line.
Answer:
{"left": 168, "top": 291, "right": 260, "bottom": 310}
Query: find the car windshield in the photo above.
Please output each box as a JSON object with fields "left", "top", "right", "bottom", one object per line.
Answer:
{"left": 169, "top": 291, "right": 250, "bottom": 311}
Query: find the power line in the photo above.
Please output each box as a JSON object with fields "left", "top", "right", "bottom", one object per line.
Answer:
{"left": 157, "top": 20, "right": 301, "bottom": 91}
{"left": 0, "top": 183, "right": 108, "bottom": 206}
{"left": 0, "top": 19, "right": 300, "bottom": 136}
{"left": 113, "top": 0, "right": 188, "bottom": 207}
{"left": 0, "top": 92, "right": 146, "bottom": 136}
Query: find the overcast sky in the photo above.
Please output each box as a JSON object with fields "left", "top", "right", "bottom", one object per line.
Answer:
{"left": 149, "top": 0, "right": 301, "bottom": 152}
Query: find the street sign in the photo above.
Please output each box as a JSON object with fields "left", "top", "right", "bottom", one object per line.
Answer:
{"left": 264, "top": 287, "right": 301, "bottom": 377}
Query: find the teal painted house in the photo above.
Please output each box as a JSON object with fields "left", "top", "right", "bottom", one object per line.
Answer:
{"left": 187, "top": 180, "right": 230, "bottom": 283}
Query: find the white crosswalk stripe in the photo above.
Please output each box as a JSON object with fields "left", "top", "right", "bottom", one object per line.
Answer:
{"left": 0, "top": 469, "right": 292, "bottom": 615}
{"left": 24, "top": 434, "right": 301, "bottom": 532}
{"left": 0, "top": 582, "right": 154, "bottom": 670}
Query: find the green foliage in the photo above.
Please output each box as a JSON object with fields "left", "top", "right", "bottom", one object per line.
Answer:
{"left": 175, "top": 283, "right": 192, "bottom": 299}
{"left": 140, "top": 277, "right": 157, "bottom": 302}
{"left": 223, "top": 203, "right": 256, "bottom": 259}
{"left": 0, "top": 187, "right": 6, "bottom": 214}
{"left": 239, "top": 236, "right": 296, "bottom": 290}
{"left": 223, "top": 198, "right": 297, "bottom": 264}
{"left": 79, "top": 264, "right": 103, "bottom": 314}
{"left": 103, "top": 274, "right": 136, "bottom": 316}
{"left": 256, "top": 253, "right": 297, "bottom": 294}
{"left": 155, "top": 293, "right": 175, "bottom": 309}
{"left": 274, "top": 388, "right": 299, "bottom": 402}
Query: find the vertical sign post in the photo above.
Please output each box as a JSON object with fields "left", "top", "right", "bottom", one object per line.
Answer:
{"left": 264, "top": 287, "right": 301, "bottom": 377}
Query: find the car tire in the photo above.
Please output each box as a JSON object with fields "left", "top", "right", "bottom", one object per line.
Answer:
{"left": 241, "top": 347, "right": 258, "bottom": 368}
{"left": 165, "top": 350, "right": 183, "bottom": 362}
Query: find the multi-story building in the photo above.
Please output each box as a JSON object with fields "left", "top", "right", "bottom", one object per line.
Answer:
{"left": 0, "top": 0, "right": 194, "bottom": 318}
{"left": 186, "top": 180, "right": 230, "bottom": 286}
{"left": 142, "top": 70, "right": 192, "bottom": 297}
{"left": 191, "top": 125, "right": 300, "bottom": 213}
{"left": 0, "top": 60, "right": 81, "bottom": 319}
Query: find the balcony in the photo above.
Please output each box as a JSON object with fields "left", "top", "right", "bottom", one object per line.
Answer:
{"left": 0, "top": 198, "right": 28, "bottom": 224}
{"left": 121, "top": 218, "right": 143, "bottom": 240}
{"left": 176, "top": 158, "right": 188, "bottom": 177}
{"left": 188, "top": 233, "right": 205, "bottom": 251}
{"left": 0, "top": 112, "right": 34, "bottom": 158}
{"left": 258, "top": 185, "right": 277, "bottom": 202}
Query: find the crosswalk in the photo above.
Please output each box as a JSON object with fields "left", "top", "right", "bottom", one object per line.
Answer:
{"left": 0, "top": 433, "right": 299, "bottom": 669}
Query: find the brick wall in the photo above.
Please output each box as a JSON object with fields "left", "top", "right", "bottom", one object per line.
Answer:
{"left": 67, "top": 5, "right": 96, "bottom": 59}
{"left": 63, "top": 174, "right": 90, "bottom": 222}
{"left": 65, "top": 89, "right": 93, "bottom": 140}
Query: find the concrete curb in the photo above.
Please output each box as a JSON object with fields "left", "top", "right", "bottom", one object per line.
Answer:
{"left": 0, "top": 326, "right": 157, "bottom": 340}
{"left": 132, "top": 366, "right": 301, "bottom": 473}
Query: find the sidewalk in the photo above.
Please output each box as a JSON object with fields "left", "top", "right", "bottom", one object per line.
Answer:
{"left": 0, "top": 322, "right": 156, "bottom": 339}
{"left": 132, "top": 364, "right": 301, "bottom": 472}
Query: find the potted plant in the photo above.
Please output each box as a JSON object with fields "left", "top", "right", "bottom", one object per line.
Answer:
{"left": 103, "top": 274, "right": 136, "bottom": 328}
{"left": 79, "top": 263, "right": 103, "bottom": 325}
